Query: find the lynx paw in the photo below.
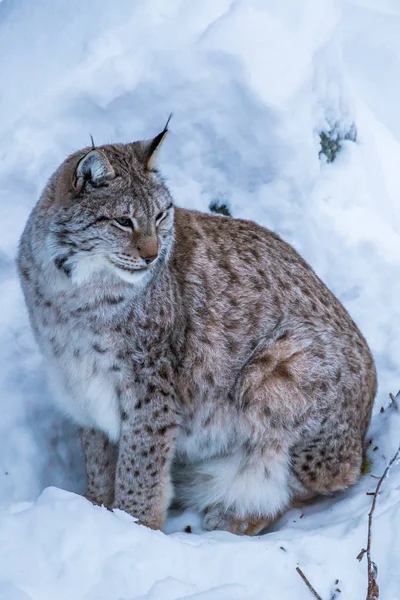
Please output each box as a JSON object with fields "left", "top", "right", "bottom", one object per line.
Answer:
{"left": 84, "top": 493, "right": 112, "bottom": 509}
{"left": 203, "top": 505, "right": 276, "bottom": 536}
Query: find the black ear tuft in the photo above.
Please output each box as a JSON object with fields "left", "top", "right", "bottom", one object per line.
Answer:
{"left": 73, "top": 150, "right": 115, "bottom": 194}
{"left": 140, "top": 114, "right": 172, "bottom": 171}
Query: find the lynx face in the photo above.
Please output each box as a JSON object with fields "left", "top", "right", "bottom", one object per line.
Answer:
{"left": 44, "top": 133, "right": 174, "bottom": 285}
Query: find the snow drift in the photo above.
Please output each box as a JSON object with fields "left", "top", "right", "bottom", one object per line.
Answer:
{"left": 0, "top": 0, "right": 399, "bottom": 598}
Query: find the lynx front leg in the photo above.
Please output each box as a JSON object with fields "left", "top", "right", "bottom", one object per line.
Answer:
{"left": 114, "top": 388, "right": 178, "bottom": 530}
{"left": 79, "top": 426, "right": 118, "bottom": 508}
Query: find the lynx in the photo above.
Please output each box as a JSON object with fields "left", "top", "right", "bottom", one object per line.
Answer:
{"left": 18, "top": 123, "right": 377, "bottom": 535}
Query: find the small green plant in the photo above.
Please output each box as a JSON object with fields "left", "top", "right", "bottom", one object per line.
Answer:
{"left": 319, "top": 131, "right": 341, "bottom": 163}
{"left": 319, "top": 123, "right": 357, "bottom": 163}
{"left": 361, "top": 454, "right": 372, "bottom": 476}
{"left": 209, "top": 200, "right": 232, "bottom": 217}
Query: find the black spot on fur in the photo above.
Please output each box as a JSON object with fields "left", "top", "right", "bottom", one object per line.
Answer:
{"left": 93, "top": 342, "right": 107, "bottom": 353}
{"left": 104, "top": 295, "right": 125, "bottom": 305}
{"left": 276, "top": 331, "right": 288, "bottom": 342}
{"left": 54, "top": 254, "right": 73, "bottom": 277}
{"left": 21, "top": 268, "right": 31, "bottom": 281}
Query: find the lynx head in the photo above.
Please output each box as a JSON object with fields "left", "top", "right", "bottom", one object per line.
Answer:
{"left": 41, "top": 120, "right": 174, "bottom": 285}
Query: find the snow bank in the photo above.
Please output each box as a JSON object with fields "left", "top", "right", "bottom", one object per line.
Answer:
{"left": 0, "top": 0, "right": 399, "bottom": 598}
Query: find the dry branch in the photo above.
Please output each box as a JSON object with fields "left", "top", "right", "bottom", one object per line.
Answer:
{"left": 296, "top": 566, "right": 323, "bottom": 600}
{"left": 363, "top": 443, "right": 400, "bottom": 599}
{"left": 388, "top": 392, "right": 399, "bottom": 410}
{"left": 329, "top": 580, "right": 341, "bottom": 599}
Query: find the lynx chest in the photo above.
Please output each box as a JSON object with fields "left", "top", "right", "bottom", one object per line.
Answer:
{"left": 31, "top": 291, "right": 132, "bottom": 441}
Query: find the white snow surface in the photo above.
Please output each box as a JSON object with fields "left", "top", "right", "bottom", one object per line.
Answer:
{"left": 0, "top": 0, "right": 399, "bottom": 598}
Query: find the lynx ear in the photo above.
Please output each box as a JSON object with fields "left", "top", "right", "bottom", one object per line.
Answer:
{"left": 73, "top": 150, "right": 115, "bottom": 193}
{"left": 139, "top": 114, "right": 172, "bottom": 171}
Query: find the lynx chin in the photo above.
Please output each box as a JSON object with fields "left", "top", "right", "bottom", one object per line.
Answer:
{"left": 18, "top": 123, "right": 377, "bottom": 535}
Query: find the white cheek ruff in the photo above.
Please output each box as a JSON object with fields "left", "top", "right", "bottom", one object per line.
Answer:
{"left": 70, "top": 254, "right": 109, "bottom": 285}
{"left": 110, "top": 265, "right": 149, "bottom": 284}
{"left": 70, "top": 255, "right": 149, "bottom": 286}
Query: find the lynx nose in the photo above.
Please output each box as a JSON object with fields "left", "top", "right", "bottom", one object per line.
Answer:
{"left": 137, "top": 235, "right": 159, "bottom": 265}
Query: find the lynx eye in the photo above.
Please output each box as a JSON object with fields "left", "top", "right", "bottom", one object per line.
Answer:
{"left": 155, "top": 203, "right": 173, "bottom": 226}
{"left": 114, "top": 217, "right": 134, "bottom": 229}
{"left": 155, "top": 211, "right": 165, "bottom": 225}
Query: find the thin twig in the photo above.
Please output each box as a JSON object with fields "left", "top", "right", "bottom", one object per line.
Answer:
{"left": 364, "top": 443, "right": 400, "bottom": 599}
{"left": 329, "top": 580, "right": 342, "bottom": 599}
{"left": 296, "top": 566, "right": 323, "bottom": 600}
{"left": 388, "top": 392, "right": 399, "bottom": 410}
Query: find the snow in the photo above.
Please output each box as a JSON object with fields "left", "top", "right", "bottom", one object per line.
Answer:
{"left": 0, "top": 0, "right": 400, "bottom": 598}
